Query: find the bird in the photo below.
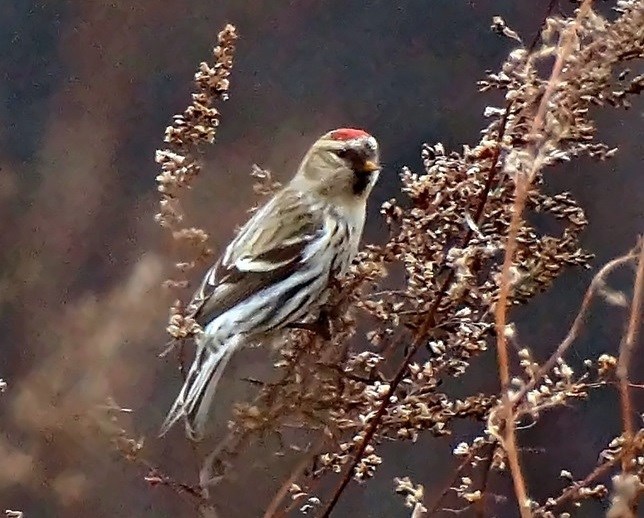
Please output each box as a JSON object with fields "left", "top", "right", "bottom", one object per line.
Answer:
{"left": 160, "top": 128, "right": 381, "bottom": 440}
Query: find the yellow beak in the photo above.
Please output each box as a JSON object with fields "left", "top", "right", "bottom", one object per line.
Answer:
{"left": 361, "top": 160, "right": 380, "bottom": 173}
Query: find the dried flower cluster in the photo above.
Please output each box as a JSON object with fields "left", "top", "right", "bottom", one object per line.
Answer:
{"left": 146, "top": 4, "right": 643, "bottom": 517}
{"left": 154, "top": 24, "right": 237, "bottom": 340}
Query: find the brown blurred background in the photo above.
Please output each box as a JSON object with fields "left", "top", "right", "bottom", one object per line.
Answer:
{"left": 1, "top": 1, "right": 641, "bottom": 516}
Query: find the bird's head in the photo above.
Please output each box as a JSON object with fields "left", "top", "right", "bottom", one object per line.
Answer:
{"left": 293, "top": 128, "right": 380, "bottom": 202}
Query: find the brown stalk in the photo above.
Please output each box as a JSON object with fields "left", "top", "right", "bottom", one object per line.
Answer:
{"left": 535, "top": 446, "right": 624, "bottom": 514}
{"left": 427, "top": 442, "right": 495, "bottom": 514}
{"left": 315, "top": 193, "right": 483, "bottom": 518}
{"left": 493, "top": 178, "right": 530, "bottom": 518}
{"left": 535, "top": 430, "right": 644, "bottom": 515}
{"left": 140, "top": 458, "right": 205, "bottom": 502}
{"left": 511, "top": 248, "right": 638, "bottom": 408}
{"left": 200, "top": 344, "right": 310, "bottom": 489}
{"left": 422, "top": 8, "right": 565, "bottom": 514}
{"left": 617, "top": 238, "right": 644, "bottom": 472}
{"left": 492, "top": 2, "right": 593, "bottom": 516}
{"left": 474, "top": 444, "right": 495, "bottom": 518}
{"left": 263, "top": 438, "right": 327, "bottom": 518}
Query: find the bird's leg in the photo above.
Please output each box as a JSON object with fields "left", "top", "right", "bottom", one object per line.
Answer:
{"left": 286, "top": 308, "right": 333, "bottom": 340}
{"left": 315, "top": 307, "right": 333, "bottom": 340}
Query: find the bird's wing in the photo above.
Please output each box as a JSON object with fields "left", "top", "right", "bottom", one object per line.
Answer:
{"left": 187, "top": 189, "right": 326, "bottom": 327}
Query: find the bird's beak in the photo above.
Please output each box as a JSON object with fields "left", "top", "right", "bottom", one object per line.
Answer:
{"left": 361, "top": 160, "right": 380, "bottom": 173}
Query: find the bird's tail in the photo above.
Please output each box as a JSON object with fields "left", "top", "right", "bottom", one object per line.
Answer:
{"left": 159, "top": 337, "right": 237, "bottom": 440}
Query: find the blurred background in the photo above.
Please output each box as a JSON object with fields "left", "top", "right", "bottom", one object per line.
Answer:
{"left": 1, "top": 1, "right": 641, "bottom": 516}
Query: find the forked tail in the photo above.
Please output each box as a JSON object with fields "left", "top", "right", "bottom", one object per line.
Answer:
{"left": 159, "top": 338, "right": 237, "bottom": 440}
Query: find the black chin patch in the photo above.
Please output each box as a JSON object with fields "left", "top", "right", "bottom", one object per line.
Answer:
{"left": 352, "top": 171, "right": 372, "bottom": 195}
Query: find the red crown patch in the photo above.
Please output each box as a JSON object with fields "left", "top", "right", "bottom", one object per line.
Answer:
{"left": 330, "top": 128, "right": 370, "bottom": 141}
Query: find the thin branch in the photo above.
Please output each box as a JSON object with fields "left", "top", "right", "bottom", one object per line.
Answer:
{"left": 533, "top": 432, "right": 643, "bottom": 516}
{"left": 474, "top": 443, "right": 496, "bottom": 518}
{"left": 526, "top": 0, "right": 559, "bottom": 54}
{"left": 428, "top": 448, "right": 480, "bottom": 514}
{"left": 511, "top": 248, "right": 638, "bottom": 408}
{"left": 492, "top": 3, "right": 594, "bottom": 516}
{"left": 493, "top": 180, "right": 530, "bottom": 518}
{"left": 541, "top": 458, "right": 619, "bottom": 513}
{"left": 617, "top": 238, "right": 644, "bottom": 472}
{"left": 140, "top": 458, "right": 205, "bottom": 502}
{"left": 428, "top": 441, "right": 495, "bottom": 515}
{"left": 263, "top": 438, "right": 327, "bottom": 518}
{"left": 315, "top": 5, "right": 568, "bottom": 504}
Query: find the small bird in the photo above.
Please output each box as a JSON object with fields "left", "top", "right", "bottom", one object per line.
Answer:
{"left": 160, "top": 128, "right": 381, "bottom": 440}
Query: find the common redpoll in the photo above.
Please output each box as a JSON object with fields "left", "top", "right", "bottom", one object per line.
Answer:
{"left": 160, "top": 128, "right": 380, "bottom": 440}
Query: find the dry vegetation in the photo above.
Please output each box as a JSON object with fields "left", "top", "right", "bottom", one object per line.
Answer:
{"left": 115, "top": 2, "right": 642, "bottom": 517}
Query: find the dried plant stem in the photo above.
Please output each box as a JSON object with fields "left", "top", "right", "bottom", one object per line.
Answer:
{"left": 317, "top": 45, "right": 533, "bottom": 514}
{"left": 528, "top": 0, "right": 593, "bottom": 166}
{"left": 156, "top": 24, "right": 237, "bottom": 345}
{"left": 617, "top": 238, "right": 644, "bottom": 472}
{"left": 494, "top": 181, "right": 531, "bottom": 518}
{"left": 492, "top": 3, "right": 594, "bottom": 515}
{"left": 474, "top": 444, "right": 495, "bottom": 518}
{"left": 526, "top": 0, "right": 559, "bottom": 53}
{"left": 200, "top": 345, "right": 309, "bottom": 489}
{"left": 535, "top": 430, "right": 644, "bottom": 515}
{"left": 512, "top": 249, "right": 639, "bottom": 407}
{"left": 263, "top": 438, "right": 327, "bottom": 518}
{"left": 318, "top": 262, "right": 461, "bottom": 516}
{"left": 428, "top": 444, "right": 488, "bottom": 514}
{"left": 537, "top": 449, "right": 623, "bottom": 514}
{"left": 140, "top": 457, "right": 205, "bottom": 502}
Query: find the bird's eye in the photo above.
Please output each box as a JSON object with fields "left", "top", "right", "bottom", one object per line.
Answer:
{"left": 334, "top": 148, "right": 349, "bottom": 159}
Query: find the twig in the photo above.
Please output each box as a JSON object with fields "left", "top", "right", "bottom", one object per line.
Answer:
{"left": 543, "top": 460, "right": 618, "bottom": 513}
{"left": 263, "top": 438, "right": 327, "bottom": 518}
{"left": 617, "top": 238, "right": 644, "bottom": 472}
{"left": 492, "top": 3, "right": 593, "bottom": 516}
{"left": 316, "top": 14, "right": 569, "bottom": 505}
{"left": 140, "top": 458, "right": 205, "bottom": 502}
{"left": 200, "top": 344, "right": 309, "bottom": 489}
{"left": 534, "top": 439, "right": 636, "bottom": 515}
{"left": 526, "top": 0, "right": 559, "bottom": 54}
{"left": 317, "top": 224, "right": 480, "bottom": 517}
{"left": 511, "top": 248, "right": 638, "bottom": 409}
{"left": 428, "top": 444, "right": 488, "bottom": 514}
{"left": 493, "top": 180, "right": 530, "bottom": 518}
{"left": 474, "top": 443, "right": 496, "bottom": 518}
